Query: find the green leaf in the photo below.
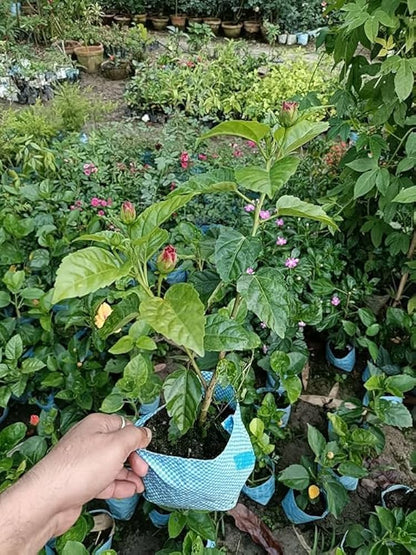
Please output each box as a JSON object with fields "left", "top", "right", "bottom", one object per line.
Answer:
{"left": 0, "top": 386, "right": 11, "bottom": 409}
{"left": 346, "top": 524, "right": 365, "bottom": 548}
{"left": 53, "top": 247, "right": 130, "bottom": 303}
{"left": 235, "top": 157, "right": 300, "bottom": 199}
{"left": 375, "top": 506, "right": 396, "bottom": 532}
{"left": 342, "top": 320, "right": 357, "bottom": 336}
{"left": 237, "top": 268, "right": 289, "bottom": 338}
{"left": 307, "top": 425, "right": 326, "bottom": 458}
{"left": 346, "top": 158, "right": 378, "bottom": 172}
{"left": 168, "top": 512, "right": 187, "bottom": 538}
{"left": 0, "top": 291, "right": 11, "bottom": 308}
{"left": 163, "top": 368, "right": 202, "bottom": 436}
{"left": 204, "top": 313, "right": 260, "bottom": 352}
{"left": 393, "top": 186, "right": 416, "bottom": 203}
{"left": 275, "top": 195, "right": 337, "bottom": 230}
{"left": 140, "top": 283, "right": 205, "bottom": 357}
{"left": 0, "top": 422, "right": 26, "bottom": 455}
{"left": 21, "top": 358, "right": 46, "bottom": 374}
{"left": 117, "top": 354, "right": 149, "bottom": 399}
{"left": 199, "top": 120, "right": 270, "bottom": 144}
{"left": 395, "top": 60, "right": 414, "bottom": 101}
{"left": 282, "top": 375, "right": 302, "bottom": 404}
{"left": 374, "top": 399, "right": 412, "bottom": 428}
{"left": 99, "top": 294, "right": 141, "bottom": 339}
{"left": 133, "top": 228, "right": 169, "bottom": 264}
{"left": 366, "top": 323, "right": 380, "bottom": 337}
{"left": 186, "top": 511, "right": 216, "bottom": 541}
{"left": 109, "top": 336, "right": 134, "bottom": 355}
{"left": 16, "top": 436, "right": 47, "bottom": 465}
{"left": 214, "top": 228, "right": 262, "bottom": 283}
{"left": 386, "top": 375, "right": 416, "bottom": 394}
{"left": 324, "top": 478, "right": 349, "bottom": 518}
{"left": 61, "top": 542, "right": 89, "bottom": 555}
{"left": 406, "top": 132, "right": 416, "bottom": 156}
{"left": 131, "top": 194, "right": 194, "bottom": 238}
{"left": 5, "top": 335, "right": 23, "bottom": 361}
{"left": 364, "top": 16, "right": 379, "bottom": 42}
{"left": 100, "top": 393, "right": 124, "bottom": 413}
{"left": 275, "top": 120, "right": 329, "bottom": 156}
{"left": 278, "top": 464, "right": 309, "bottom": 490}
{"left": 270, "top": 351, "right": 291, "bottom": 376}
{"left": 354, "top": 169, "right": 378, "bottom": 198}
{"left": 338, "top": 462, "right": 368, "bottom": 478}
{"left": 358, "top": 308, "right": 376, "bottom": 327}
{"left": 170, "top": 169, "right": 237, "bottom": 196}
{"left": 136, "top": 336, "right": 157, "bottom": 350}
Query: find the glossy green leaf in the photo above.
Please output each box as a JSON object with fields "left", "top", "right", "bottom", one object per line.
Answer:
{"left": 358, "top": 308, "right": 376, "bottom": 327}
{"left": 0, "top": 422, "right": 26, "bottom": 455}
{"left": 170, "top": 169, "right": 237, "bottom": 196}
{"left": 237, "top": 268, "right": 289, "bottom": 338}
{"left": 16, "top": 436, "right": 47, "bottom": 465}
{"left": 100, "top": 392, "right": 124, "bottom": 413}
{"left": 307, "top": 424, "right": 326, "bottom": 458}
{"left": 133, "top": 228, "right": 169, "bottom": 264}
{"left": 354, "top": 169, "right": 378, "bottom": 198}
{"left": 278, "top": 464, "right": 309, "bottom": 490}
{"left": 61, "top": 542, "right": 89, "bottom": 555}
{"left": 338, "top": 462, "right": 368, "bottom": 478}
{"left": 168, "top": 512, "right": 187, "bottom": 538}
{"left": 375, "top": 506, "right": 395, "bottom": 532}
{"left": 214, "top": 227, "right": 262, "bottom": 283}
{"left": 21, "top": 358, "right": 46, "bottom": 374}
{"left": 117, "top": 354, "right": 149, "bottom": 399}
{"left": 374, "top": 399, "right": 412, "bottom": 428}
{"left": 186, "top": 511, "right": 216, "bottom": 541}
{"left": 140, "top": 283, "right": 205, "bottom": 356}
{"left": 109, "top": 336, "right": 134, "bottom": 354}
{"left": 53, "top": 247, "right": 130, "bottom": 303}
{"left": 324, "top": 478, "right": 349, "bottom": 518}
{"left": 276, "top": 195, "right": 337, "bottom": 230}
{"left": 204, "top": 313, "right": 261, "bottom": 352}
{"left": 235, "top": 157, "right": 300, "bottom": 199}
{"left": 395, "top": 59, "right": 414, "bottom": 101}
{"left": 199, "top": 120, "right": 270, "bottom": 144}
{"left": 0, "top": 291, "right": 11, "bottom": 308}
{"left": 99, "top": 294, "right": 141, "bottom": 339}
{"left": 163, "top": 368, "right": 202, "bottom": 435}
{"left": 131, "top": 194, "right": 194, "bottom": 238}
{"left": 282, "top": 375, "right": 302, "bottom": 404}
{"left": 5, "top": 334, "right": 23, "bottom": 361}
{"left": 386, "top": 375, "right": 416, "bottom": 394}
{"left": 346, "top": 158, "right": 378, "bottom": 172}
{"left": 393, "top": 186, "right": 416, "bottom": 203}
{"left": 136, "top": 336, "right": 157, "bottom": 350}
{"left": 275, "top": 120, "right": 329, "bottom": 155}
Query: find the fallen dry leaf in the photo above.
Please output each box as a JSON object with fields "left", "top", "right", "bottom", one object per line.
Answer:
{"left": 154, "top": 363, "right": 167, "bottom": 373}
{"left": 228, "top": 503, "right": 284, "bottom": 555}
{"left": 299, "top": 395, "right": 357, "bottom": 410}
{"left": 328, "top": 382, "right": 339, "bottom": 399}
{"left": 301, "top": 362, "right": 310, "bottom": 390}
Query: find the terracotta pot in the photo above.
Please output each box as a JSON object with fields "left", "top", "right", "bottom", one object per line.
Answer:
{"left": 102, "top": 13, "right": 115, "bottom": 25}
{"left": 203, "top": 17, "right": 221, "bottom": 36}
{"left": 188, "top": 16, "right": 202, "bottom": 24}
{"left": 101, "top": 60, "right": 130, "bottom": 80}
{"left": 151, "top": 16, "right": 169, "bottom": 31}
{"left": 170, "top": 14, "right": 187, "bottom": 29}
{"left": 114, "top": 15, "right": 131, "bottom": 27}
{"left": 222, "top": 21, "right": 243, "bottom": 39}
{"left": 64, "top": 40, "right": 81, "bottom": 57}
{"left": 74, "top": 44, "right": 104, "bottom": 74}
{"left": 243, "top": 20, "right": 260, "bottom": 35}
{"left": 133, "top": 13, "right": 147, "bottom": 24}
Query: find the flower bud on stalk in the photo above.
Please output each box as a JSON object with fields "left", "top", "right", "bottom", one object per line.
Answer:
{"left": 279, "top": 101, "right": 299, "bottom": 127}
{"left": 157, "top": 245, "right": 178, "bottom": 275}
{"left": 120, "top": 201, "right": 136, "bottom": 224}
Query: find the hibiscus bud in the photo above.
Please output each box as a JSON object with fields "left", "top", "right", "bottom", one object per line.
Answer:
{"left": 120, "top": 201, "right": 136, "bottom": 224}
{"left": 279, "top": 101, "right": 299, "bottom": 127}
{"left": 157, "top": 245, "right": 178, "bottom": 274}
{"left": 29, "top": 414, "right": 40, "bottom": 426}
{"left": 308, "top": 484, "right": 320, "bottom": 500}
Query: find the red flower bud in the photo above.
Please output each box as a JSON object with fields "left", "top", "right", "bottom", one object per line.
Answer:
{"left": 157, "top": 245, "right": 178, "bottom": 274}
{"left": 30, "top": 414, "right": 40, "bottom": 426}
{"left": 120, "top": 201, "right": 136, "bottom": 224}
{"left": 279, "top": 101, "right": 299, "bottom": 127}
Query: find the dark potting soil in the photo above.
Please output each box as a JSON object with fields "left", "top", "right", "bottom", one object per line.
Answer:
{"left": 296, "top": 494, "right": 327, "bottom": 517}
{"left": 383, "top": 489, "right": 416, "bottom": 511}
{"left": 146, "top": 407, "right": 229, "bottom": 460}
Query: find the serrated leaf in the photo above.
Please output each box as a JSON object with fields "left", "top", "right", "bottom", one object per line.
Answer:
{"left": 276, "top": 195, "right": 337, "bottom": 230}
{"left": 237, "top": 268, "right": 289, "bottom": 338}
{"left": 235, "top": 157, "right": 300, "bottom": 199}
{"left": 374, "top": 399, "right": 412, "bottom": 428}
{"left": 5, "top": 335, "right": 23, "bottom": 361}
{"left": 214, "top": 228, "right": 262, "bottom": 283}
{"left": 53, "top": 247, "right": 130, "bottom": 303}
{"left": 140, "top": 283, "right": 205, "bottom": 356}
{"left": 204, "top": 313, "right": 260, "bottom": 352}
{"left": 163, "top": 368, "right": 202, "bottom": 435}
{"left": 117, "top": 354, "right": 149, "bottom": 399}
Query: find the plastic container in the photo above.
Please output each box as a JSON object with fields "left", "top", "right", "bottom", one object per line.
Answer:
{"left": 281, "top": 488, "right": 329, "bottom": 524}
{"left": 362, "top": 365, "right": 370, "bottom": 382}
{"left": 149, "top": 508, "right": 170, "bottom": 527}
{"left": 381, "top": 484, "right": 414, "bottom": 508}
{"left": 287, "top": 33, "right": 297, "bottom": 45}
{"left": 140, "top": 396, "right": 161, "bottom": 416}
{"left": 265, "top": 373, "right": 285, "bottom": 396}
{"left": 10, "top": 2, "right": 21, "bottom": 15}
{"left": 297, "top": 32, "right": 309, "bottom": 45}
{"left": 338, "top": 474, "right": 359, "bottom": 491}
{"left": 166, "top": 269, "right": 187, "bottom": 285}
{"left": 89, "top": 510, "right": 115, "bottom": 554}
{"left": 242, "top": 467, "right": 275, "bottom": 505}
{"left": 106, "top": 493, "right": 140, "bottom": 520}
{"left": 201, "top": 371, "right": 235, "bottom": 406}
{"left": 34, "top": 392, "right": 55, "bottom": 412}
{"left": 325, "top": 343, "right": 356, "bottom": 372}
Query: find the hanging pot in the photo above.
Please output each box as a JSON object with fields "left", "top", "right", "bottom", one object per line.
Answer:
{"left": 222, "top": 22, "right": 243, "bottom": 39}
{"left": 325, "top": 342, "right": 356, "bottom": 372}
{"left": 281, "top": 489, "right": 329, "bottom": 524}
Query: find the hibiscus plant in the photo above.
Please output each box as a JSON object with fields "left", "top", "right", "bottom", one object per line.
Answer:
{"left": 52, "top": 104, "right": 337, "bottom": 439}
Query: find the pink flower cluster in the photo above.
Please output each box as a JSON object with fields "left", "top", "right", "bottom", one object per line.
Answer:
{"left": 70, "top": 200, "right": 83, "bottom": 211}
{"left": 198, "top": 153, "right": 207, "bottom": 161}
{"left": 331, "top": 295, "right": 341, "bottom": 306}
{"left": 259, "top": 210, "right": 270, "bottom": 220}
{"left": 83, "top": 162, "right": 98, "bottom": 176}
{"left": 244, "top": 204, "right": 255, "bottom": 213}
{"left": 275, "top": 218, "right": 284, "bottom": 227}
{"left": 285, "top": 257, "right": 299, "bottom": 269}
{"left": 246, "top": 140, "right": 257, "bottom": 148}
{"left": 90, "top": 197, "right": 112, "bottom": 216}
{"left": 180, "top": 152, "right": 190, "bottom": 169}
{"left": 276, "top": 236, "right": 287, "bottom": 246}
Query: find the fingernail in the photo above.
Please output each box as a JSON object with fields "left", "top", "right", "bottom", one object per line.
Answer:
{"left": 143, "top": 427, "right": 152, "bottom": 442}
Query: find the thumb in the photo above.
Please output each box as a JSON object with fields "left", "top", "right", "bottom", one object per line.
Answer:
{"left": 112, "top": 425, "right": 152, "bottom": 458}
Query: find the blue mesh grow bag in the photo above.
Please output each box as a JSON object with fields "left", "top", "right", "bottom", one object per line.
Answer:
{"left": 242, "top": 468, "right": 275, "bottom": 505}
{"left": 282, "top": 489, "right": 328, "bottom": 524}
{"left": 325, "top": 343, "right": 356, "bottom": 372}
{"left": 106, "top": 493, "right": 140, "bottom": 520}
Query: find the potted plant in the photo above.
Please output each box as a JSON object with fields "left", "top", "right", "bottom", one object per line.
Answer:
{"left": 101, "top": 55, "right": 130, "bottom": 80}
{"left": 74, "top": 6, "right": 104, "bottom": 74}
{"left": 170, "top": 0, "right": 187, "bottom": 30}
{"left": 261, "top": 20, "right": 280, "bottom": 45}
{"left": 243, "top": 5, "right": 261, "bottom": 37}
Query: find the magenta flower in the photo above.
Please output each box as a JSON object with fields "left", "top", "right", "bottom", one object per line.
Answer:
{"left": 100, "top": 200, "right": 108, "bottom": 207}
{"left": 233, "top": 149, "right": 243, "bottom": 158}
{"left": 260, "top": 322, "right": 267, "bottom": 329}
{"left": 259, "top": 210, "right": 270, "bottom": 220}
{"left": 275, "top": 218, "right": 284, "bottom": 227}
{"left": 246, "top": 140, "right": 257, "bottom": 148}
{"left": 244, "top": 204, "right": 255, "bottom": 213}
{"left": 276, "top": 236, "right": 287, "bottom": 246}
{"left": 285, "top": 257, "right": 299, "bottom": 269}
{"left": 180, "top": 151, "right": 190, "bottom": 169}
{"left": 75, "top": 200, "right": 82, "bottom": 207}
{"left": 83, "top": 162, "right": 98, "bottom": 176}
{"left": 198, "top": 153, "right": 207, "bottom": 161}
{"left": 298, "top": 321, "right": 306, "bottom": 328}
{"left": 97, "top": 210, "right": 105, "bottom": 217}
{"left": 91, "top": 197, "right": 100, "bottom": 207}
{"left": 246, "top": 267, "right": 255, "bottom": 275}
{"left": 331, "top": 295, "right": 341, "bottom": 306}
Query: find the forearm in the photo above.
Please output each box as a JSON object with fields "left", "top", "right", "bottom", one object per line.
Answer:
{"left": 0, "top": 471, "right": 59, "bottom": 555}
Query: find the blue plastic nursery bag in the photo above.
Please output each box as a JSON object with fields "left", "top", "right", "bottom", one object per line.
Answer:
{"left": 135, "top": 404, "right": 255, "bottom": 511}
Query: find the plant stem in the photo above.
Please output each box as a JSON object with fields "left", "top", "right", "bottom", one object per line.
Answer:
{"left": 207, "top": 281, "right": 224, "bottom": 309}
{"left": 157, "top": 274, "right": 164, "bottom": 297}
{"left": 185, "top": 347, "right": 206, "bottom": 388}
{"left": 251, "top": 193, "right": 266, "bottom": 237}
{"left": 199, "top": 369, "right": 218, "bottom": 425}
{"left": 235, "top": 189, "right": 254, "bottom": 204}
{"left": 393, "top": 228, "right": 416, "bottom": 306}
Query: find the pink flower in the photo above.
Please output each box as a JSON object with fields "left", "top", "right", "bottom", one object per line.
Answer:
{"left": 246, "top": 140, "right": 257, "bottom": 148}
{"left": 298, "top": 321, "right": 306, "bottom": 328}
{"left": 98, "top": 210, "right": 105, "bottom": 217}
{"left": 91, "top": 197, "right": 100, "bottom": 207}
{"left": 262, "top": 344, "right": 268, "bottom": 354}
{"left": 70, "top": 205, "right": 76, "bottom": 210}
{"left": 233, "top": 149, "right": 243, "bottom": 158}
{"left": 259, "top": 210, "right": 270, "bottom": 220}
{"left": 260, "top": 322, "right": 267, "bottom": 329}
{"left": 285, "top": 257, "right": 299, "bottom": 269}
{"left": 246, "top": 267, "right": 255, "bottom": 275}
{"left": 170, "top": 182, "right": 176, "bottom": 191}
{"left": 157, "top": 245, "right": 178, "bottom": 274}
{"left": 198, "top": 153, "right": 207, "bottom": 161}
{"left": 83, "top": 162, "right": 98, "bottom": 176}
{"left": 244, "top": 204, "right": 255, "bottom": 213}
{"left": 276, "top": 237, "right": 287, "bottom": 246}
{"left": 275, "top": 218, "right": 284, "bottom": 227}
{"left": 100, "top": 200, "right": 108, "bottom": 207}
{"left": 331, "top": 295, "right": 341, "bottom": 307}
{"left": 120, "top": 201, "right": 136, "bottom": 224}
{"left": 180, "top": 151, "right": 190, "bottom": 169}
{"left": 107, "top": 198, "right": 113, "bottom": 207}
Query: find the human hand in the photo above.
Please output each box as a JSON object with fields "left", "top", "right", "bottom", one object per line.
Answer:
{"left": 0, "top": 413, "right": 151, "bottom": 554}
